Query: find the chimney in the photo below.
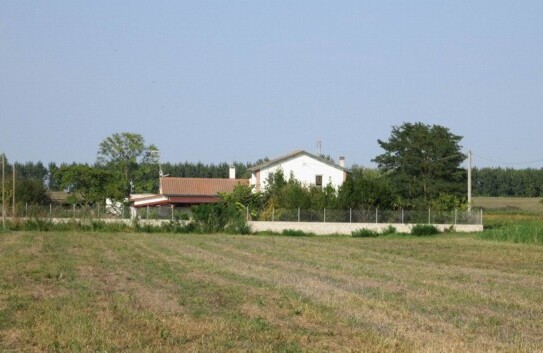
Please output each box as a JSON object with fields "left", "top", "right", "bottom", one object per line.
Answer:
{"left": 229, "top": 166, "right": 236, "bottom": 179}
{"left": 339, "top": 156, "right": 345, "bottom": 168}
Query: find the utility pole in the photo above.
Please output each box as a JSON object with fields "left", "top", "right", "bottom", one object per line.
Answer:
{"left": 467, "top": 150, "right": 472, "bottom": 212}
{"left": 12, "top": 163, "right": 16, "bottom": 218}
{"left": 2, "top": 154, "right": 5, "bottom": 229}
{"left": 11, "top": 163, "right": 15, "bottom": 219}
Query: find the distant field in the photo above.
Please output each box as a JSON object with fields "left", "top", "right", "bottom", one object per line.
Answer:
{"left": 473, "top": 196, "right": 543, "bottom": 213}
{"left": 1, "top": 231, "right": 542, "bottom": 352}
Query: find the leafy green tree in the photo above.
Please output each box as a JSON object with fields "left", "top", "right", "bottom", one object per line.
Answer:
{"left": 337, "top": 168, "right": 395, "bottom": 209}
{"left": 220, "top": 184, "right": 263, "bottom": 213}
{"left": 56, "top": 164, "right": 120, "bottom": 204}
{"left": 372, "top": 122, "right": 466, "bottom": 208}
{"left": 15, "top": 178, "right": 51, "bottom": 205}
{"left": 96, "top": 132, "right": 159, "bottom": 196}
{"left": 14, "top": 161, "right": 48, "bottom": 184}
{"left": 0, "top": 157, "right": 50, "bottom": 207}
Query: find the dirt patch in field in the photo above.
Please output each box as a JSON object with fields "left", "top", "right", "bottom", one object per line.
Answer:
{"left": 0, "top": 329, "right": 22, "bottom": 350}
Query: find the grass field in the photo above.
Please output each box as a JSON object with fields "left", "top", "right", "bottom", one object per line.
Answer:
{"left": 473, "top": 197, "right": 543, "bottom": 214}
{"left": 1, "top": 231, "right": 542, "bottom": 352}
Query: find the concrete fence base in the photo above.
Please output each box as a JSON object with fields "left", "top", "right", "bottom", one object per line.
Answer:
{"left": 248, "top": 221, "right": 483, "bottom": 235}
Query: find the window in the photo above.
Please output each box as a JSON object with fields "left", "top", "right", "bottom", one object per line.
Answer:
{"left": 315, "top": 175, "right": 323, "bottom": 188}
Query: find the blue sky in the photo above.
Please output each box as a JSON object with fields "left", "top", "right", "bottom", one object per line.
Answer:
{"left": 1, "top": 1, "right": 542, "bottom": 168}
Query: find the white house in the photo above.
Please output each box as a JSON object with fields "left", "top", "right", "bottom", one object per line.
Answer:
{"left": 249, "top": 150, "right": 348, "bottom": 192}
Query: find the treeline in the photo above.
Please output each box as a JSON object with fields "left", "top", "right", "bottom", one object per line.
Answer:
{"left": 8, "top": 160, "right": 255, "bottom": 190}
{"left": 0, "top": 157, "right": 255, "bottom": 206}
{"left": 162, "top": 161, "right": 251, "bottom": 179}
{"left": 473, "top": 168, "right": 543, "bottom": 197}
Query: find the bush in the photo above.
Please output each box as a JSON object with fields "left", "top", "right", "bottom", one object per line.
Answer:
{"left": 381, "top": 225, "right": 397, "bottom": 235}
{"left": 191, "top": 202, "right": 248, "bottom": 234}
{"left": 352, "top": 228, "right": 379, "bottom": 238}
{"left": 411, "top": 224, "right": 440, "bottom": 236}
{"left": 282, "top": 229, "right": 315, "bottom": 237}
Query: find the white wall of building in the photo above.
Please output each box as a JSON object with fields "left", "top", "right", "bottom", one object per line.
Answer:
{"left": 250, "top": 154, "right": 345, "bottom": 191}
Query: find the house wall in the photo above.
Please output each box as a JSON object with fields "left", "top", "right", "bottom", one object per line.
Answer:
{"left": 250, "top": 154, "right": 345, "bottom": 191}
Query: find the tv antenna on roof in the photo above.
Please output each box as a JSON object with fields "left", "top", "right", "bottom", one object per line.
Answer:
{"left": 316, "top": 139, "right": 322, "bottom": 155}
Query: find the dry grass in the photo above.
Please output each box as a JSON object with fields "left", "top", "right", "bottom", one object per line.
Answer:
{"left": 0, "top": 231, "right": 542, "bottom": 352}
{"left": 473, "top": 197, "right": 543, "bottom": 214}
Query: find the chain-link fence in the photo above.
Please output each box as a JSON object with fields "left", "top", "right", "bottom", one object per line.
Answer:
{"left": 251, "top": 208, "right": 483, "bottom": 225}
{"left": 0, "top": 203, "right": 483, "bottom": 225}
{"left": 0, "top": 203, "right": 194, "bottom": 221}
{"left": 0, "top": 203, "right": 130, "bottom": 219}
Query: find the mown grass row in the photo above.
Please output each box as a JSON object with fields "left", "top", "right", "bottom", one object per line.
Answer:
{"left": 1, "top": 231, "right": 542, "bottom": 352}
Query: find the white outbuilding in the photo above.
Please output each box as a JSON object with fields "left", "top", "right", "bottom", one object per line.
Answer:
{"left": 249, "top": 150, "right": 349, "bottom": 192}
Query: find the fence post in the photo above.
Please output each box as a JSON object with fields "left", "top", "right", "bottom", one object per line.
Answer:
{"left": 246, "top": 206, "right": 249, "bottom": 221}
{"left": 401, "top": 209, "right": 404, "bottom": 224}
{"left": 480, "top": 209, "right": 483, "bottom": 225}
{"left": 146, "top": 205, "right": 149, "bottom": 220}
{"left": 49, "top": 203, "right": 52, "bottom": 218}
{"left": 272, "top": 208, "right": 274, "bottom": 222}
{"left": 73, "top": 204, "right": 76, "bottom": 219}
{"left": 323, "top": 208, "right": 326, "bottom": 223}
{"left": 428, "top": 208, "right": 431, "bottom": 224}
{"left": 298, "top": 207, "right": 300, "bottom": 222}
{"left": 454, "top": 209, "right": 457, "bottom": 225}
{"left": 171, "top": 205, "right": 174, "bottom": 221}
{"left": 349, "top": 208, "right": 352, "bottom": 223}
{"left": 25, "top": 203, "right": 28, "bottom": 217}
{"left": 375, "top": 208, "right": 378, "bottom": 224}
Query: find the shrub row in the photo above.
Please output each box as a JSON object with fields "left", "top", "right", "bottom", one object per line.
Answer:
{"left": 351, "top": 224, "right": 440, "bottom": 237}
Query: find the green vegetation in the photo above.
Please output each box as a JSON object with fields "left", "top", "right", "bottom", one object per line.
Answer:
{"left": 350, "top": 225, "right": 401, "bottom": 238}
{"left": 351, "top": 228, "right": 380, "bottom": 238}
{"left": 410, "top": 224, "right": 440, "bottom": 236}
{"left": 191, "top": 202, "right": 251, "bottom": 235}
{"left": 480, "top": 220, "right": 543, "bottom": 245}
{"left": 373, "top": 122, "right": 466, "bottom": 209}
{"left": 281, "top": 229, "right": 315, "bottom": 237}
{"left": 1, "top": 231, "right": 541, "bottom": 352}
{"left": 473, "top": 168, "right": 543, "bottom": 197}
{"left": 478, "top": 212, "right": 543, "bottom": 245}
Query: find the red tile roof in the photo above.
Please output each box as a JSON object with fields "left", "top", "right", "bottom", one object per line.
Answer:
{"left": 160, "top": 177, "right": 249, "bottom": 196}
